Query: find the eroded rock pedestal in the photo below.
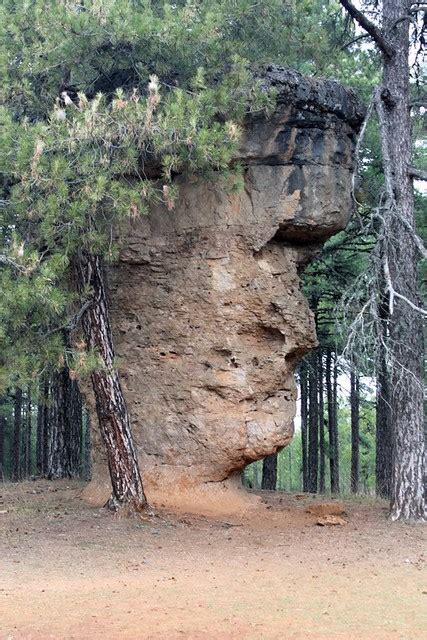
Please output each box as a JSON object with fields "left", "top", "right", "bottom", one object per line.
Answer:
{"left": 86, "top": 67, "right": 364, "bottom": 511}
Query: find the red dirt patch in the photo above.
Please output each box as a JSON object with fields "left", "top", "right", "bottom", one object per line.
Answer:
{"left": 1, "top": 481, "right": 426, "bottom": 639}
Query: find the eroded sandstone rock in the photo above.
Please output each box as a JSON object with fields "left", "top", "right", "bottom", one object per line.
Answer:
{"left": 85, "top": 67, "right": 364, "bottom": 510}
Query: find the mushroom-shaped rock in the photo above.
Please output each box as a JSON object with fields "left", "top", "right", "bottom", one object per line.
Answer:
{"left": 83, "top": 67, "right": 364, "bottom": 513}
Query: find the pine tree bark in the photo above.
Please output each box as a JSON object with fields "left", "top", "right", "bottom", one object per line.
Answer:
{"left": 318, "top": 350, "right": 326, "bottom": 494}
{"left": 75, "top": 252, "right": 148, "bottom": 512}
{"left": 380, "top": 0, "right": 426, "bottom": 520}
{"left": 12, "top": 388, "right": 22, "bottom": 482}
{"left": 350, "top": 369, "right": 360, "bottom": 493}
{"left": 262, "top": 453, "right": 277, "bottom": 490}
{"left": 307, "top": 352, "right": 319, "bottom": 493}
{"left": 299, "top": 362, "right": 309, "bottom": 492}
{"left": 326, "top": 349, "right": 340, "bottom": 493}
{"left": 340, "top": 0, "right": 426, "bottom": 522}
{"left": 47, "top": 363, "right": 82, "bottom": 479}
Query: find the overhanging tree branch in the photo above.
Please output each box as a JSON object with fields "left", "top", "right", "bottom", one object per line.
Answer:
{"left": 341, "top": 33, "right": 370, "bottom": 49}
{"left": 409, "top": 166, "right": 427, "bottom": 180}
{"left": 339, "top": 0, "right": 395, "bottom": 57}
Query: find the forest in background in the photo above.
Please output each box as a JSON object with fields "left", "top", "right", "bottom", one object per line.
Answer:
{"left": 0, "top": 0, "right": 426, "bottom": 518}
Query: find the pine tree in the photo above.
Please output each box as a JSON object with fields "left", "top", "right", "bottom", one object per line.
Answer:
{"left": 262, "top": 454, "right": 278, "bottom": 491}
{"left": 340, "top": 0, "right": 426, "bottom": 520}
{"left": 350, "top": 369, "right": 360, "bottom": 493}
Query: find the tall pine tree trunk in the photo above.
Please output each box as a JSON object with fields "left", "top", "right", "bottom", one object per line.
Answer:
{"left": 75, "top": 252, "right": 147, "bottom": 512}
{"left": 318, "top": 350, "right": 325, "bottom": 494}
{"left": 299, "top": 362, "right": 309, "bottom": 492}
{"left": 307, "top": 352, "right": 318, "bottom": 493}
{"left": 379, "top": 0, "right": 426, "bottom": 521}
{"left": 340, "top": 0, "right": 426, "bottom": 522}
{"left": 12, "top": 388, "right": 22, "bottom": 482}
{"left": 350, "top": 369, "right": 360, "bottom": 493}
{"left": 262, "top": 453, "right": 277, "bottom": 490}
{"left": 326, "top": 349, "right": 340, "bottom": 493}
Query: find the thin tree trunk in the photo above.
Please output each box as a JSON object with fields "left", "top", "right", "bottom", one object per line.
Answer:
{"left": 376, "top": 295, "right": 393, "bottom": 499}
{"left": 66, "top": 375, "right": 83, "bottom": 477}
{"left": 307, "top": 352, "right": 318, "bottom": 493}
{"left": 0, "top": 397, "right": 5, "bottom": 481}
{"left": 39, "top": 375, "right": 50, "bottom": 477}
{"left": 326, "top": 349, "right": 340, "bottom": 494}
{"left": 262, "top": 453, "right": 277, "bottom": 490}
{"left": 26, "top": 387, "right": 32, "bottom": 478}
{"left": 332, "top": 354, "right": 340, "bottom": 493}
{"left": 318, "top": 350, "right": 325, "bottom": 494}
{"left": 75, "top": 252, "right": 147, "bottom": 512}
{"left": 82, "top": 408, "right": 92, "bottom": 481}
{"left": 36, "top": 378, "right": 44, "bottom": 476}
{"left": 20, "top": 393, "right": 27, "bottom": 480}
{"left": 12, "top": 388, "right": 22, "bottom": 482}
{"left": 300, "top": 362, "right": 309, "bottom": 492}
{"left": 350, "top": 369, "right": 360, "bottom": 494}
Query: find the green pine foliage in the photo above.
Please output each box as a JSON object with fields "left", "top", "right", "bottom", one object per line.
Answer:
{"left": 0, "top": 0, "right": 355, "bottom": 388}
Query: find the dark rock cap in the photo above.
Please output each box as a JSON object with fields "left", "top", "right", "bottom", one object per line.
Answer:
{"left": 259, "top": 65, "right": 366, "bottom": 128}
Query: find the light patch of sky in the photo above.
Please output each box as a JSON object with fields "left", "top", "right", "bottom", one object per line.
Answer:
{"left": 293, "top": 373, "right": 376, "bottom": 432}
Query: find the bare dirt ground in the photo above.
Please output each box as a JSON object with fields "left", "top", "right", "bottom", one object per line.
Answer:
{"left": 1, "top": 481, "right": 426, "bottom": 640}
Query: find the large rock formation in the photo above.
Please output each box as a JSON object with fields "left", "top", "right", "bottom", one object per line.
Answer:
{"left": 86, "top": 67, "right": 364, "bottom": 511}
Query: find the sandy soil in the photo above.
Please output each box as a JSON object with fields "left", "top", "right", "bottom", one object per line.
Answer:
{"left": 0, "top": 481, "right": 426, "bottom": 640}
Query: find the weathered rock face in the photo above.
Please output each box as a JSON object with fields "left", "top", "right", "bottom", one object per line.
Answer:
{"left": 87, "top": 67, "right": 364, "bottom": 508}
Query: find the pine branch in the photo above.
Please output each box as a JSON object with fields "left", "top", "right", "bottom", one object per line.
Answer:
{"left": 409, "top": 166, "right": 427, "bottom": 181}
{"left": 0, "top": 255, "right": 26, "bottom": 273}
{"left": 384, "top": 257, "right": 427, "bottom": 316}
{"left": 45, "top": 300, "right": 93, "bottom": 336}
{"left": 351, "top": 88, "right": 377, "bottom": 208}
{"left": 339, "top": 0, "right": 395, "bottom": 58}
{"left": 341, "top": 33, "right": 370, "bottom": 50}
